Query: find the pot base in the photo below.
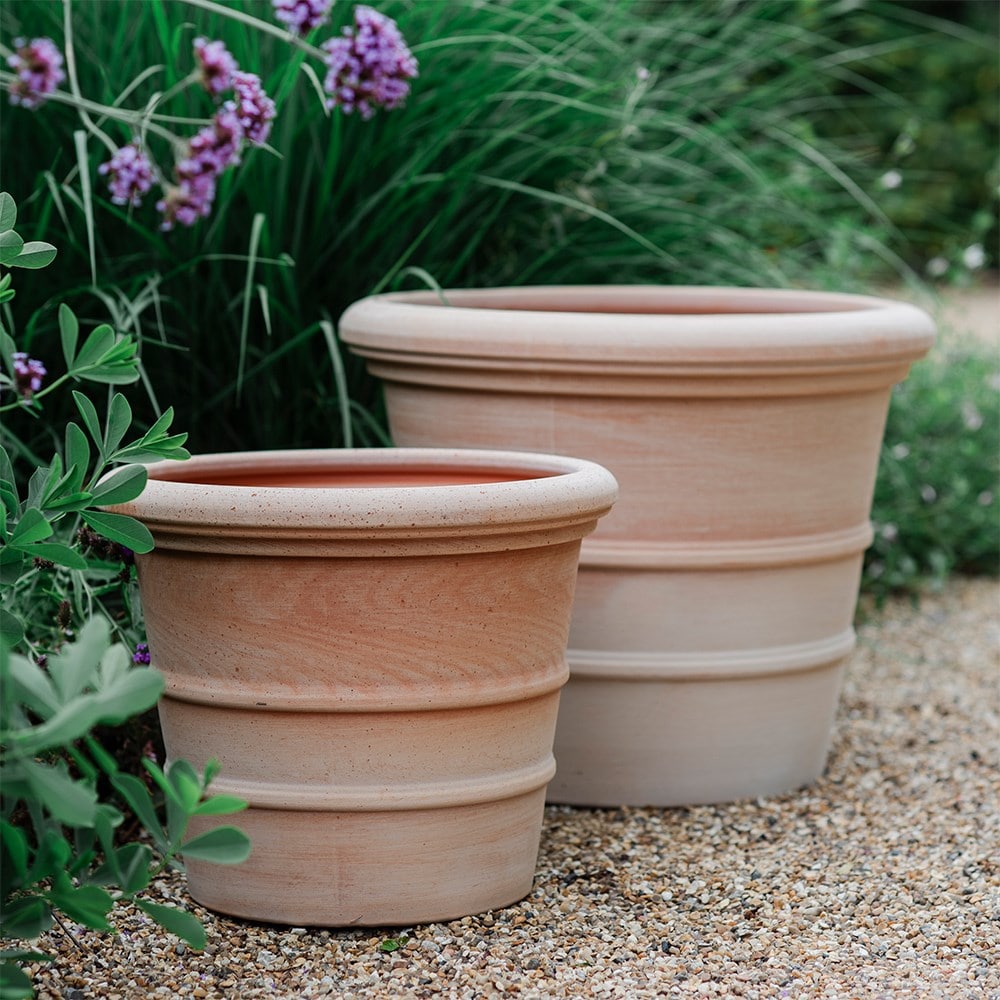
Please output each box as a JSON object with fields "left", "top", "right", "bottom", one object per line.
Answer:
{"left": 184, "top": 790, "right": 546, "bottom": 926}
{"left": 548, "top": 658, "right": 847, "bottom": 807}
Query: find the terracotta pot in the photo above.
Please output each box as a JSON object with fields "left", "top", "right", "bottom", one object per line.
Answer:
{"left": 339, "top": 286, "right": 936, "bottom": 806}
{"left": 112, "top": 448, "right": 617, "bottom": 925}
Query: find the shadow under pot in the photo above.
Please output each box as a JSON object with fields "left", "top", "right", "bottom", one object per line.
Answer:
{"left": 109, "top": 447, "right": 617, "bottom": 926}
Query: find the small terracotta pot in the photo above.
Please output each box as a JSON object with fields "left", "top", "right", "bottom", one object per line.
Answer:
{"left": 112, "top": 448, "right": 617, "bottom": 925}
{"left": 339, "top": 286, "right": 936, "bottom": 806}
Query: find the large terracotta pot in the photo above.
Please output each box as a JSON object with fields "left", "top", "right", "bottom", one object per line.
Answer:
{"left": 339, "top": 286, "right": 936, "bottom": 807}
{"left": 112, "top": 448, "right": 617, "bottom": 925}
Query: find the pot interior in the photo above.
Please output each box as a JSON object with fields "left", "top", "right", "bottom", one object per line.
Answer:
{"left": 150, "top": 464, "right": 554, "bottom": 490}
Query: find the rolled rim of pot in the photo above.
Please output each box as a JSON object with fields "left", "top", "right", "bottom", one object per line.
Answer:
{"left": 338, "top": 286, "right": 936, "bottom": 366}
{"left": 108, "top": 447, "right": 618, "bottom": 540}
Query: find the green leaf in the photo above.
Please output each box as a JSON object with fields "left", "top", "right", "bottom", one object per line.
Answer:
{"left": 21, "top": 759, "right": 98, "bottom": 827}
{"left": 0, "top": 821, "right": 29, "bottom": 883}
{"left": 27, "top": 829, "right": 72, "bottom": 883}
{"left": 134, "top": 900, "right": 206, "bottom": 950}
{"left": 24, "top": 542, "right": 88, "bottom": 570}
{"left": 201, "top": 758, "right": 222, "bottom": 788}
{"left": 90, "top": 464, "right": 146, "bottom": 507}
{"left": 64, "top": 422, "right": 90, "bottom": 492}
{"left": 11, "top": 241, "right": 57, "bottom": 269}
{"left": 80, "top": 511, "right": 153, "bottom": 554}
{"left": 49, "top": 876, "right": 114, "bottom": 931}
{"left": 59, "top": 304, "right": 80, "bottom": 369}
{"left": 103, "top": 394, "right": 132, "bottom": 456}
{"left": 0, "top": 610, "right": 24, "bottom": 648}
{"left": 46, "top": 615, "right": 108, "bottom": 703}
{"left": 180, "top": 826, "right": 252, "bottom": 865}
{"left": 143, "top": 759, "right": 180, "bottom": 804}
{"left": 8, "top": 508, "right": 52, "bottom": 547}
{"left": 143, "top": 407, "right": 176, "bottom": 443}
{"left": 5, "top": 651, "right": 58, "bottom": 716}
{"left": 0, "top": 192, "right": 16, "bottom": 231}
{"left": 111, "top": 773, "right": 167, "bottom": 853}
{"left": 41, "top": 491, "right": 92, "bottom": 514}
{"left": 0, "top": 958, "right": 38, "bottom": 1000}
{"left": 0, "top": 896, "right": 52, "bottom": 941}
{"left": 168, "top": 760, "right": 202, "bottom": 813}
{"left": 7, "top": 699, "right": 104, "bottom": 757}
{"left": 0, "top": 486, "right": 18, "bottom": 521}
{"left": 0, "top": 330, "right": 15, "bottom": 382}
{"left": 71, "top": 324, "right": 116, "bottom": 373}
{"left": 0, "top": 950, "right": 52, "bottom": 964}
{"left": 110, "top": 843, "right": 153, "bottom": 895}
{"left": 192, "top": 795, "right": 247, "bottom": 817}
{"left": 0, "top": 446, "right": 14, "bottom": 490}
{"left": 72, "top": 392, "right": 103, "bottom": 449}
{"left": 0, "top": 231, "right": 24, "bottom": 268}
{"left": 93, "top": 667, "right": 164, "bottom": 725}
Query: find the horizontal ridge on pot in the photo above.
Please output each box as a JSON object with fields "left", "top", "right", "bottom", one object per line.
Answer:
{"left": 339, "top": 285, "right": 936, "bottom": 807}
{"left": 110, "top": 447, "right": 617, "bottom": 924}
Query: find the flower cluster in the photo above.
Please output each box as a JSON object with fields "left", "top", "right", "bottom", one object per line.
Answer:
{"left": 272, "top": 0, "right": 333, "bottom": 36}
{"left": 8, "top": 6, "right": 416, "bottom": 231}
{"left": 230, "top": 71, "right": 276, "bottom": 146}
{"left": 12, "top": 352, "right": 46, "bottom": 400}
{"left": 132, "top": 642, "right": 151, "bottom": 665}
{"left": 322, "top": 6, "right": 418, "bottom": 119}
{"left": 6, "top": 37, "right": 65, "bottom": 109}
{"left": 98, "top": 142, "right": 156, "bottom": 207}
{"left": 158, "top": 106, "right": 243, "bottom": 229}
{"left": 194, "top": 36, "right": 238, "bottom": 95}
{"left": 77, "top": 524, "right": 135, "bottom": 568}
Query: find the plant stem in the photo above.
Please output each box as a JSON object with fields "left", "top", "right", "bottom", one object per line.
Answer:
{"left": 61, "top": 0, "right": 118, "bottom": 157}
{"left": 175, "top": 0, "right": 328, "bottom": 63}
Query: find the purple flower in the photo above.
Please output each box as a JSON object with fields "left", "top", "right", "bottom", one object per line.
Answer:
{"left": 98, "top": 142, "right": 156, "bottom": 207}
{"left": 322, "top": 6, "right": 418, "bottom": 120}
{"left": 132, "top": 642, "right": 151, "bottom": 665}
{"left": 229, "top": 71, "right": 276, "bottom": 145}
{"left": 156, "top": 184, "right": 205, "bottom": 230}
{"left": 12, "top": 352, "right": 46, "bottom": 399}
{"left": 182, "top": 106, "right": 244, "bottom": 179}
{"left": 272, "top": 0, "right": 333, "bottom": 35}
{"left": 193, "top": 37, "right": 237, "bottom": 95}
{"left": 159, "top": 107, "right": 243, "bottom": 229}
{"left": 7, "top": 36, "right": 66, "bottom": 109}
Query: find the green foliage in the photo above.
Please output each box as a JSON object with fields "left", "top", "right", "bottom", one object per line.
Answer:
{"left": 0, "top": 619, "right": 251, "bottom": 995}
{"left": 0, "top": 192, "right": 247, "bottom": 997}
{"left": 865, "top": 337, "right": 999, "bottom": 597}
{"left": 0, "top": 193, "right": 189, "bottom": 654}
{"left": 815, "top": 0, "right": 998, "bottom": 278}
{"left": 0, "top": 0, "right": 906, "bottom": 457}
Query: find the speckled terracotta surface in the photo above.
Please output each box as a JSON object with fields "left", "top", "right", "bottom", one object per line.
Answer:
{"left": 111, "top": 448, "right": 617, "bottom": 925}
{"left": 339, "top": 286, "right": 937, "bottom": 807}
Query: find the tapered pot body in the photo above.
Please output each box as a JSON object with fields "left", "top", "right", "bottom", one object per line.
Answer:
{"left": 113, "top": 448, "right": 617, "bottom": 924}
{"left": 340, "top": 286, "right": 936, "bottom": 806}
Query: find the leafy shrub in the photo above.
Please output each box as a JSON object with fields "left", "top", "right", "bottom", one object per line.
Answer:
{"left": 865, "top": 336, "right": 999, "bottom": 597}
{"left": 1, "top": 620, "right": 251, "bottom": 1000}
{"left": 815, "top": 0, "right": 998, "bottom": 279}
{"left": 0, "top": 193, "right": 250, "bottom": 999}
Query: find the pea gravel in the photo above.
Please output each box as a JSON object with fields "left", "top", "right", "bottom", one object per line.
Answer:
{"left": 27, "top": 577, "right": 999, "bottom": 999}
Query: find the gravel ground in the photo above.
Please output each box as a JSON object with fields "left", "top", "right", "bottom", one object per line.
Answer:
{"left": 26, "top": 577, "right": 1000, "bottom": 999}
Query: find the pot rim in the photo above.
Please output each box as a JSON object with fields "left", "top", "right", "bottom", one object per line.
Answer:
{"left": 339, "top": 285, "right": 936, "bottom": 365}
{"left": 113, "top": 447, "right": 618, "bottom": 532}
